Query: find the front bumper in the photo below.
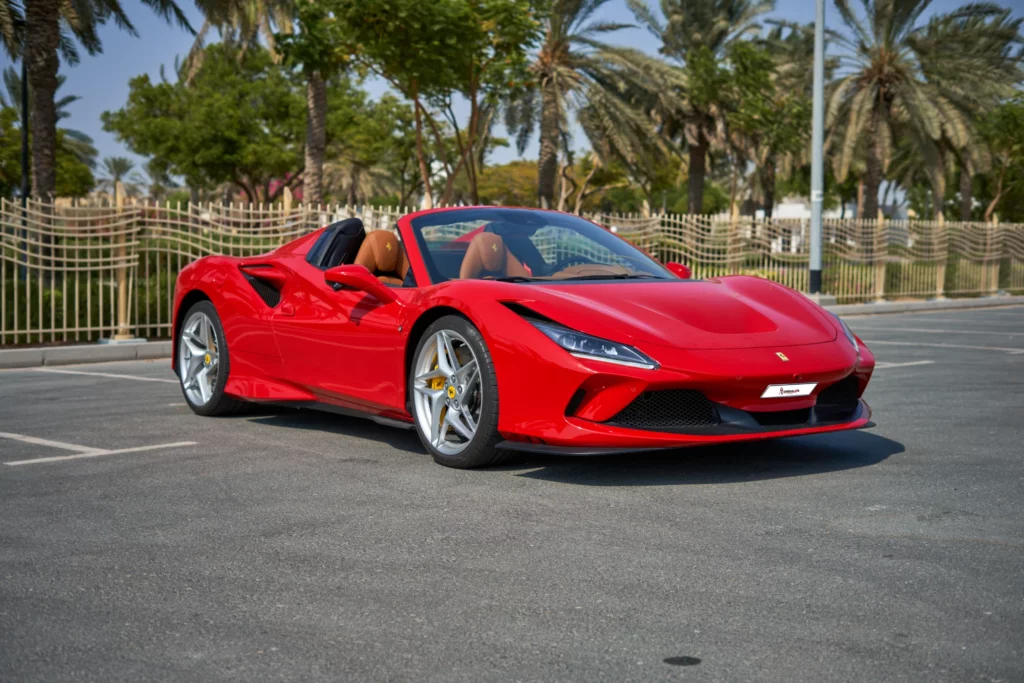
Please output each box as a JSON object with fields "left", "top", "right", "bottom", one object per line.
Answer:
{"left": 499, "top": 399, "right": 871, "bottom": 452}
{"left": 488, "top": 320, "right": 875, "bottom": 451}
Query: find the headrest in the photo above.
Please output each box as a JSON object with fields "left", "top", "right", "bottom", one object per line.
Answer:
{"left": 459, "top": 233, "right": 507, "bottom": 279}
{"left": 355, "top": 230, "right": 402, "bottom": 274}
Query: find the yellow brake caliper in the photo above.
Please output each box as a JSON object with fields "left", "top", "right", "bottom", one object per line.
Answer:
{"left": 429, "top": 362, "right": 446, "bottom": 426}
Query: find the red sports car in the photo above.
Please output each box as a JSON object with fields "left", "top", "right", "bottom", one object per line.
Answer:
{"left": 172, "top": 207, "right": 874, "bottom": 468}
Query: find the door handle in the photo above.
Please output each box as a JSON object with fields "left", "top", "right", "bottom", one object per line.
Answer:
{"left": 279, "top": 303, "right": 295, "bottom": 316}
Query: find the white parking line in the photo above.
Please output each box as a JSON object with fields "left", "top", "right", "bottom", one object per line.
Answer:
{"left": 873, "top": 360, "right": 936, "bottom": 369}
{"left": 0, "top": 431, "right": 196, "bottom": 466}
{"left": 5, "top": 442, "right": 196, "bottom": 466}
{"left": 0, "top": 431, "right": 99, "bottom": 453}
{"left": 33, "top": 368, "right": 177, "bottom": 383}
{"left": 862, "top": 340, "right": 1024, "bottom": 355}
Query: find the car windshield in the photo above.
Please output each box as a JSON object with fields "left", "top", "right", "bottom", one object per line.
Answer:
{"left": 408, "top": 208, "right": 670, "bottom": 283}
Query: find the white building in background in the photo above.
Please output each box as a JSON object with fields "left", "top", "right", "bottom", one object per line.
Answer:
{"left": 754, "top": 198, "right": 855, "bottom": 220}
{"left": 754, "top": 197, "right": 907, "bottom": 220}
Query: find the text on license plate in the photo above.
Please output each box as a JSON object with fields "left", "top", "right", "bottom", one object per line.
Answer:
{"left": 761, "top": 383, "right": 817, "bottom": 398}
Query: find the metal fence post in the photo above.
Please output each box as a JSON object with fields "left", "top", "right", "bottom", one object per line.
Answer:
{"left": 989, "top": 215, "right": 1000, "bottom": 295}
{"left": 873, "top": 212, "right": 886, "bottom": 301}
{"left": 935, "top": 214, "right": 947, "bottom": 299}
{"left": 113, "top": 182, "right": 133, "bottom": 340}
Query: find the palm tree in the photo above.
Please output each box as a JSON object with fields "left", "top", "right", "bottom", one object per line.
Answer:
{"left": 826, "top": 0, "right": 1022, "bottom": 221}
{"left": 0, "top": 66, "right": 97, "bottom": 169}
{"left": 0, "top": 0, "right": 209, "bottom": 200}
{"left": 97, "top": 156, "right": 144, "bottom": 197}
{"left": 629, "top": 0, "right": 773, "bottom": 213}
{"left": 184, "top": 0, "right": 293, "bottom": 81}
{"left": 505, "top": 0, "right": 675, "bottom": 208}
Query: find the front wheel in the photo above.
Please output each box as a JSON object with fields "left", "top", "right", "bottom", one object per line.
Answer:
{"left": 409, "top": 316, "right": 506, "bottom": 468}
{"left": 177, "top": 300, "right": 246, "bottom": 416}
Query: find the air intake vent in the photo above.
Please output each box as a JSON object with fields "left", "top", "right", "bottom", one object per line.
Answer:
{"left": 604, "top": 390, "right": 719, "bottom": 431}
{"left": 815, "top": 375, "right": 860, "bottom": 422}
{"left": 243, "top": 273, "right": 281, "bottom": 307}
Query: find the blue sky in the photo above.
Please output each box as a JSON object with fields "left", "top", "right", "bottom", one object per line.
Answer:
{"left": 1, "top": 0, "right": 1019, "bottom": 176}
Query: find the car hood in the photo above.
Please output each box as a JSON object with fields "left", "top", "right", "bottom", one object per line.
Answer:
{"left": 512, "top": 276, "right": 838, "bottom": 350}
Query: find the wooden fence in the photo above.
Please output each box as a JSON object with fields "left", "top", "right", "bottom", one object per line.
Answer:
{"left": 2, "top": 198, "right": 1022, "bottom": 346}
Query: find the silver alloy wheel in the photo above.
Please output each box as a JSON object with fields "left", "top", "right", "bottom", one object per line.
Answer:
{"left": 413, "top": 329, "right": 482, "bottom": 456}
{"left": 178, "top": 311, "right": 220, "bottom": 406}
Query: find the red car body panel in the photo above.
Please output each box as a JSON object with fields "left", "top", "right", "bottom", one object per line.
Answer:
{"left": 172, "top": 206, "right": 875, "bottom": 452}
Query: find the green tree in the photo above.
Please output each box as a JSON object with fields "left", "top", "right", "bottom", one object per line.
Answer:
{"left": 431, "top": 0, "right": 539, "bottom": 204}
{"left": 726, "top": 40, "right": 810, "bottom": 217}
{"left": 827, "top": 0, "right": 1022, "bottom": 220}
{"left": 0, "top": 107, "right": 94, "bottom": 198}
{"left": 103, "top": 44, "right": 305, "bottom": 203}
{"left": 476, "top": 160, "right": 539, "bottom": 206}
{"left": 978, "top": 97, "right": 1024, "bottom": 222}
{"left": 327, "top": 0, "right": 475, "bottom": 208}
{"left": 629, "top": 0, "right": 773, "bottom": 213}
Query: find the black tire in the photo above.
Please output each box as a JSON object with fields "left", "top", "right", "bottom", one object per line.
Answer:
{"left": 409, "top": 315, "right": 507, "bottom": 468}
{"left": 177, "top": 300, "right": 247, "bottom": 417}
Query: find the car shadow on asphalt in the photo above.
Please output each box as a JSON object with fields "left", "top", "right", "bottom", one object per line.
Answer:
{"left": 500, "top": 431, "right": 904, "bottom": 486}
{"left": 241, "top": 407, "right": 426, "bottom": 455}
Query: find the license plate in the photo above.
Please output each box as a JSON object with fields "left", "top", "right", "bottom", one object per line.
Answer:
{"left": 761, "top": 383, "right": 817, "bottom": 398}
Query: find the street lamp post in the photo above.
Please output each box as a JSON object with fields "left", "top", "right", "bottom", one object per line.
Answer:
{"left": 809, "top": 0, "right": 825, "bottom": 296}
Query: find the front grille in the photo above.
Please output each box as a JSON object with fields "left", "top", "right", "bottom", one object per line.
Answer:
{"left": 605, "top": 390, "right": 719, "bottom": 431}
{"left": 243, "top": 273, "right": 281, "bottom": 307}
{"left": 815, "top": 376, "right": 859, "bottom": 422}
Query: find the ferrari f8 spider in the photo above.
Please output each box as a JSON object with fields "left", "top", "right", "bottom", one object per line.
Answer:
{"left": 173, "top": 207, "right": 874, "bottom": 468}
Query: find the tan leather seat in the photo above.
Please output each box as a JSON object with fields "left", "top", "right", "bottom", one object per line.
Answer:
{"left": 458, "top": 233, "right": 531, "bottom": 279}
{"left": 353, "top": 230, "right": 409, "bottom": 285}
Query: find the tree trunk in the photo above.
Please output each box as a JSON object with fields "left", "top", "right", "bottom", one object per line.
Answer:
{"left": 762, "top": 160, "right": 776, "bottom": 218}
{"left": 303, "top": 72, "right": 327, "bottom": 205}
{"left": 959, "top": 164, "right": 972, "bottom": 221}
{"left": 687, "top": 135, "right": 708, "bottom": 214}
{"left": 537, "top": 83, "right": 559, "bottom": 209}
{"left": 862, "top": 108, "right": 884, "bottom": 221}
{"left": 862, "top": 151, "right": 882, "bottom": 220}
{"left": 413, "top": 98, "right": 433, "bottom": 209}
{"left": 856, "top": 178, "right": 864, "bottom": 218}
{"left": 24, "top": 0, "right": 61, "bottom": 199}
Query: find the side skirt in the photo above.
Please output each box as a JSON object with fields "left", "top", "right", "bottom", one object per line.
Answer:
{"left": 252, "top": 400, "right": 416, "bottom": 431}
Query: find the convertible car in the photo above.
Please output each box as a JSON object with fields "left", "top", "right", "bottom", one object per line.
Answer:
{"left": 172, "top": 206, "right": 874, "bottom": 468}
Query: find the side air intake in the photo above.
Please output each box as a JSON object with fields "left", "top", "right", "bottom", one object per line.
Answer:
{"left": 243, "top": 273, "right": 281, "bottom": 308}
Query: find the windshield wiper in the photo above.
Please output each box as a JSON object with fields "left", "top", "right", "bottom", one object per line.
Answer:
{"left": 556, "top": 273, "right": 663, "bottom": 281}
{"left": 490, "top": 275, "right": 539, "bottom": 282}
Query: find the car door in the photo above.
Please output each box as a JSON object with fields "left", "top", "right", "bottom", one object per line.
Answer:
{"left": 270, "top": 256, "right": 410, "bottom": 415}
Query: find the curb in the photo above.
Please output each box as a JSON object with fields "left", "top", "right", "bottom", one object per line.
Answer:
{"left": 826, "top": 295, "right": 1024, "bottom": 316}
{"left": 0, "top": 341, "right": 172, "bottom": 370}
{"left": 1, "top": 296, "right": 1021, "bottom": 369}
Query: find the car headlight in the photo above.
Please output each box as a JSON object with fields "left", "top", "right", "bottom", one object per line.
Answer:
{"left": 528, "top": 320, "right": 659, "bottom": 370}
{"left": 830, "top": 313, "right": 859, "bottom": 355}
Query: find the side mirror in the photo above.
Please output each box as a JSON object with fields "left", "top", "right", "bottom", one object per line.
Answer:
{"left": 324, "top": 264, "right": 400, "bottom": 305}
{"left": 666, "top": 262, "right": 692, "bottom": 279}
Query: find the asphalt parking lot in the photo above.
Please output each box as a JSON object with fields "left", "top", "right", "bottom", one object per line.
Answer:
{"left": 1, "top": 305, "right": 1022, "bottom": 682}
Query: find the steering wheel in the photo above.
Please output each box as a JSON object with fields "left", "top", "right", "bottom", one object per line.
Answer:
{"left": 546, "top": 255, "right": 597, "bottom": 276}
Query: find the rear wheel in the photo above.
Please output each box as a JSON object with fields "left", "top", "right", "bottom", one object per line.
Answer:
{"left": 410, "top": 316, "right": 505, "bottom": 468}
{"left": 177, "top": 301, "right": 245, "bottom": 416}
